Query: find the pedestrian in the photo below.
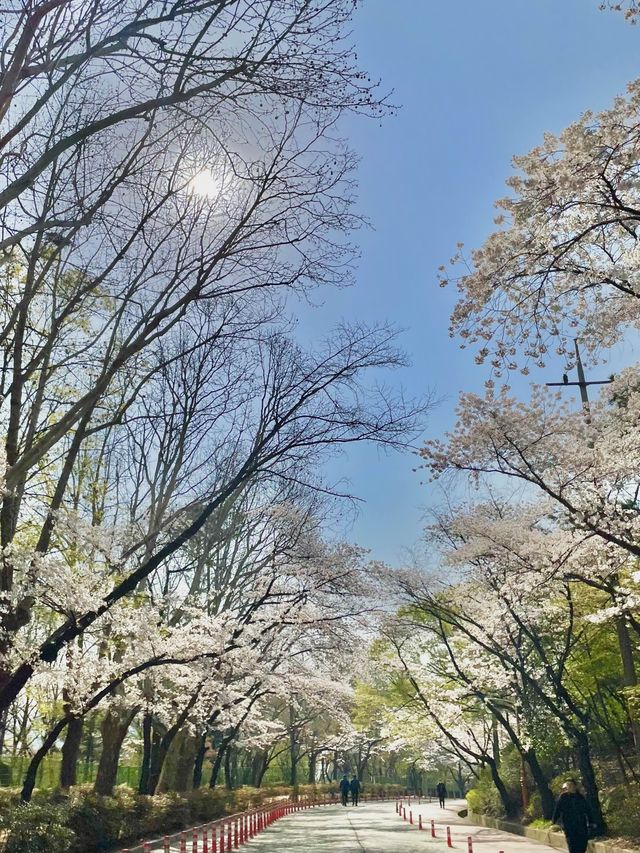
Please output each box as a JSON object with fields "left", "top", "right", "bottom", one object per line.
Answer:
{"left": 350, "top": 775, "right": 361, "bottom": 806}
{"left": 339, "top": 774, "right": 350, "bottom": 807}
{"left": 552, "top": 779, "right": 595, "bottom": 853}
{"left": 436, "top": 781, "right": 447, "bottom": 809}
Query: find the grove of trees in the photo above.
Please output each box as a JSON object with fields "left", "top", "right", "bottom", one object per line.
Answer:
{"left": 4, "top": 0, "right": 640, "bottom": 851}
{"left": 367, "top": 4, "right": 640, "bottom": 843}
{"left": 0, "top": 2, "right": 424, "bottom": 849}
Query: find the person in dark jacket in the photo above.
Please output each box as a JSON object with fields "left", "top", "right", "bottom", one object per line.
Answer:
{"left": 552, "top": 779, "right": 594, "bottom": 853}
{"left": 436, "top": 781, "right": 447, "bottom": 808}
{"left": 339, "top": 774, "right": 350, "bottom": 806}
{"left": 350, "top": 776, "right": 361, "bottom": 806}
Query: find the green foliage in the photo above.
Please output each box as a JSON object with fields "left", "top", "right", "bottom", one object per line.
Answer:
{"left": 66, "top": 788, "right": 124, "bottom": 852}
{"left": 0, "top": 781, "right": 407, "bottom": 852}
{"left": 601, "top": 782, "right": 640, "bottom": 839}
{"left": 466, "top": 769, "right": 507, "bottom": 819}
{"left": 0, "top": 785, "right": 273, "bottom": 853}
{"left": 0, "top": 802, "right": 75, "bottom": 853}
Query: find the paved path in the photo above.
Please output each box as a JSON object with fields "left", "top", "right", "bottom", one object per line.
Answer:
{"left": 235, "top": 799, "right": 563, "bottom": 853}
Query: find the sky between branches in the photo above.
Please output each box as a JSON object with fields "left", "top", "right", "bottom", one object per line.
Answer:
{"left": 292, "top": 0, "right": 640, "bottom": 564}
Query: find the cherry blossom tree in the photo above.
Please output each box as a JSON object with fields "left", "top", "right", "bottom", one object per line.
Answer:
{"left": 443, "top": 80, "right": 640, "bottom": 370}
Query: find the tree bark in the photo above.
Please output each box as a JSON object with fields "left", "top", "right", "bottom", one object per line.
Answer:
{"left": 158, "top": 727, "right": 199, "bottom": 793}
{"left": 209, "top": 737, "right": 228, "bottom": 789}
{"left": 193, "top": 733, "right": 207, "bottom": 790}
{"left": 60, "top": 716, "right": 84, "bottom": 788}
{"left": 94, "top": 707, "right": 137, "bottom": 796}
{"left": 615, "top": 615, "right": 640, "bottom": 755}
{"left": 308, "top": 750, "right": 317, "bottom": 784}
{"left": 575, "top": 732, "right": 606, "bottom": 833}
{"left": 487, "top": 757, "right": 517, "bottom": 819}
{"left": 523, "top": 748, "right": 555, "bottom": 820}
{"left": 0, "top": 707, "right": 8, "bottom": 756}
{"left": 138, "top": 712, "right": 154, "bottom": 795}
{"left": 146, "top": 687, "right": 201, "bottom": 795}
{"left": 224, "top": 745, "right": 233, "bottom": 789}
{"left": 255, "top": 752, "right": 270, "bottom": 788}
{"left": 21, "top": 716, "right": 68, "bottom": 801}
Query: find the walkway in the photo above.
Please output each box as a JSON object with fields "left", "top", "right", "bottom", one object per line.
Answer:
{"left": 234, "top": 799, "right": 563, "bottom": 853}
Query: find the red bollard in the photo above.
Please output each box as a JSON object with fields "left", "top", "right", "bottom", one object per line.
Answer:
{"left": 181, "top": 832, "right": 187, "bottom": 853}
{"left": 467, "top": 836, "right": 473, "bottom": 853}
{"left": 227, "top": 822, "right": 231, "bottom": 850}
{"left": 447, "top": 826, "right": 453, "bottom": 848}
{"left": 164, "top": 837, "right": 171, "bottom": 853}
{"left": 234, "top": 819, "right": 238, "bottom": 849}
{"left": 431, "top": 820, "right": 436, "bottom": 838}
{"left": 143, "top": 843, "right": 152, "bottom": 853}
{"left": 410, "top": 810, "right": 413, "bottom": 825}
{"left": 203, "top": 828, "right": 209, "bottom": 853}
{"left": 220, "top": 824, "right": 226, "bottom": 853}
{"left": 419, "top": 815, "right": 423, "bottom": 830}
{"left": 193, "top": 829, "right": 199, "bottom": 853}
{"left": 403, "top": 807, "right": 407, "bottom": 820}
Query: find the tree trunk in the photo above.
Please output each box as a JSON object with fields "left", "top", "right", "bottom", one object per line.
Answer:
{"left": 308, "top": 751, "right": 317, "bottom": 784}
{"left": 138, "top": 712, "right": 154, "bottom": 795}
{"left": 491, "top": 718, "right": 500, "bottom": 766}
{"left": 22, "top": 718, "right": 69, "bottom": 801}
{"left": 524, "top": 748, "right": 555, "bottom": 820}
{"left": 94, "top": 707, "right": 137, "bottom": 796}
{"left": 83, "top": 713, "right": 97, "bottom": 774}
{"left": 209, "top": 739, "right": 227, "bottom": 789}
{"left": 193, "top": 733, "right": 207, "bottom": 790}
{"left": 616, "top": 615, "right": 640, "bottom": 755}
{"left": 158, "top": 727, "right": 200, "bottom": 793}
{"left": 146, "top": 736, "right": 170, "bottom": 796}
{"left": 0, "top": 707, "right": 8, "bottom": 756}
{"left": 60, "top": 716, "right": 84, "bottom": 788}
{"left": 487, "top": 757, "right": 517, "bottom": 819}
{"left": 224, "top": 745, "right": 233, "bottom": 789}
{"left": 575, "top": 732, "right": 606, "bottom": 834}
{"left": 255, "top": 751, "right": 270, "bottom": 788}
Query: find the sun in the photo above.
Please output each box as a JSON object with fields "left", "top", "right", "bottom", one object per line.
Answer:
{"left": 189, "top": 168, "right": 222, "bottom": 198}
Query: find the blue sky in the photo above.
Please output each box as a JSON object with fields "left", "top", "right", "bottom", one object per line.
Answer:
{"left": 298, "top": 1, "right": 640, "bottom": 564}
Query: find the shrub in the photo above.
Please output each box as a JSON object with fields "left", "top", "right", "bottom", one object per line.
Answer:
{"left": 466, "top": 769, "right": 509, "bottom": 818}
{"left": 0, "top": 802, "right": 75, "bottom": 853}
{"left": 529, "top": 818, "right": 555, "bottom": 829}
{"left": 601, "top": 782, "right": 640, "bottom": 839}
{"left": 66, "top": 788, "right": 126, "bottom": 852}
{"left": 0, "top": 779, "right": 408, "bottom": 851}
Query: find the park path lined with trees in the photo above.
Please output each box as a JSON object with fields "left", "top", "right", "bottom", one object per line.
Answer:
{"left": 2, "top": 0, "right": 640, "bottom": 851}
{"left": 149, "top": 800, "right": 563, "bottom": 853}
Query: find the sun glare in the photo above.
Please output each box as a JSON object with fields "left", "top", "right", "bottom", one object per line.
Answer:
{"left": 189, "top": 168, "right": 223, "bottom": 198}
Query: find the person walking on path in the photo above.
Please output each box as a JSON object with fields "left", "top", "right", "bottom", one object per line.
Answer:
{"left": 552, "top": 780, "right": 594, "bottom": 853}
{"left": 436, "top": 781, "right": 447, "bottom": 808}
{"left": 339, "top": 774, "right": 350, "bottom": 807}
{"left": 350, "top": 776, "right": 361, "bottom": 806}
